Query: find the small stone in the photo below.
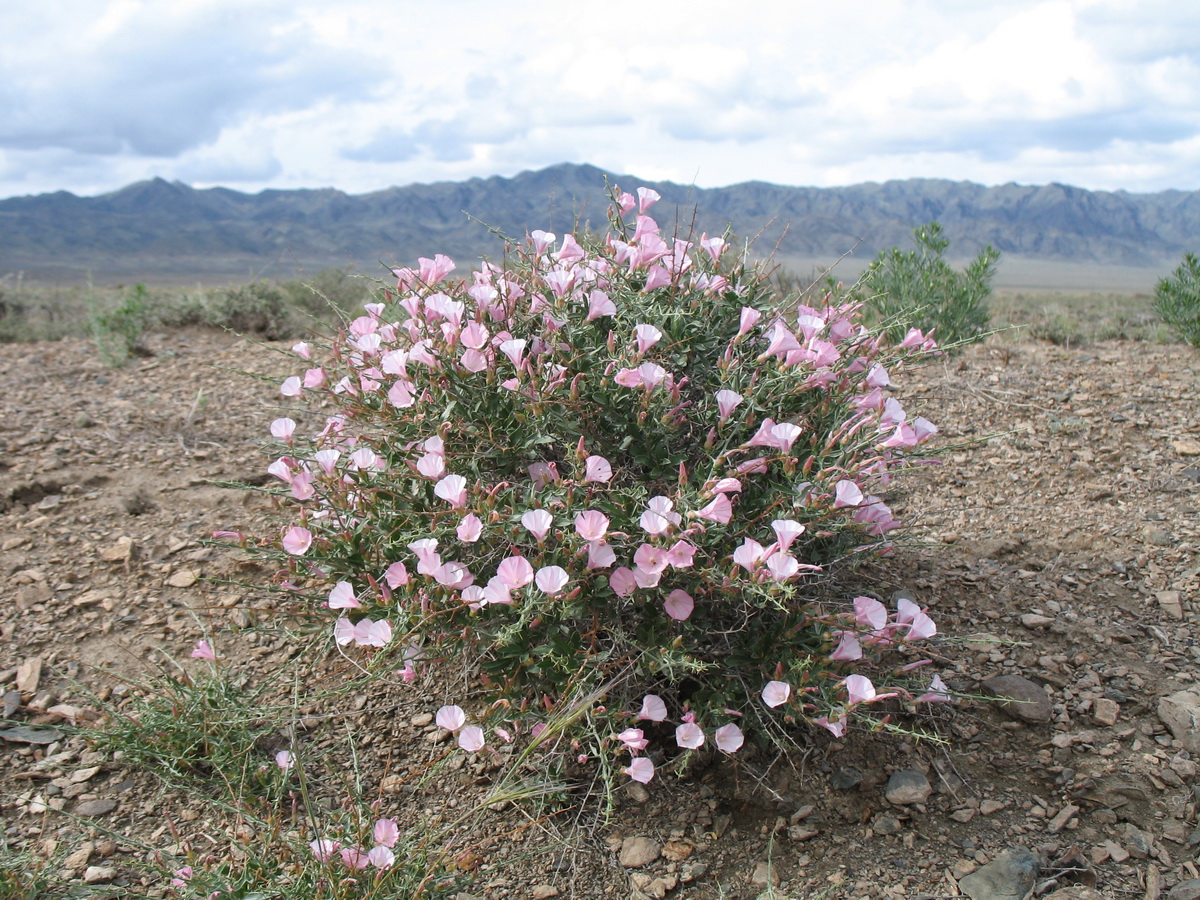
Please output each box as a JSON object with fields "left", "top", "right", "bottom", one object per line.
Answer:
{"left": 982, "top": 674, "right": 1054, "bottom": 724}
{"left": 1102, "top": 840, "right": 1129, "bottom": 863}
{"left": 644, "top": 875, "right": 677, "bottom": 899}
{"left": 1092, "top": 698, "right": 1120, "bottom": 726}
{"left": 885, "top": 769, "right": 931, "bottom": 805}
{"left": 167, "top": 569, "right": 198, "bottom": 588}
{"left": 64, "top": 842, "right": 94, "bottom": 870}
{"left": 99, "top": 536, "right": 135, "bottom": 563}
{"left": 618, "top": 836, "right": 661, "bottom": 868}
{"left": 1168, "top": 879, "right": 1200, "bottom": 900}
{"left": 1020, "top": 614, "right": 1054, "bottom": 629}
{"left": 380, "top": 774, "right": 404, "bottom": 793}
{"left": 74, "top": 799, "right": 117, "bottom": 817}
{"left": 1147, "top": 528, "right": 1174, "bottom": 547}
{"left": 0, "top": 725, "right": 62, "bottom": 744}
{"left": 1159, "top": 689, "right": 1200, "bottom": 753}
{"left": 410, "top": 713, "right": 433, "bottom": 727}
{"left": 1156, "top": 591, "right": 1185, "bottom": 620}
{"left": 1046, "top": 803, "right": 1079, "bottom": 833}
{"left": 660, "top": 840, "right": 694, "bottom": 862}
{"left": 83, "top": 866, "right": 117, "bottom": 884}
{"left": 530, "top": 885, "right": 559, "bottom": 900}
{"left": 951, "top": 808, "right": 977, "bottom": 823}
{"left": 15, "top": 657, "right": 42, "bottom": 695}
{"left": 980, "top": 799, "right": 1007, "bottom": 816}
{"left": 830, "top": 766, "right": 863, "bottom": 790}
{"left": 624, "top": 782, "right": 650, "bottom": 804}
{"left": 2, "top": 690, "right": 21, "bottom": 718}
{"left": 957, "top": 848, "right": 1038, "bottom": 900}
{"left": 1171, "top": 438, "right": 1200, "bottom": 456}
{"left": 70, "top": 766, "right": 101, "bottom": 783}
{"left": 1121, "top": 824, "right": 1152, "bottom": 858}
{"left": 750, "top": 861, "right": 780, "bottom": 887}
{"left": 873, "top": 815, "right": 903, "bottom": 835}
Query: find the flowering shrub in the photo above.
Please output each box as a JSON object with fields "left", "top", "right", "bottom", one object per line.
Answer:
{"left": 246, "top": 187, "right": 948, "bottom": 784}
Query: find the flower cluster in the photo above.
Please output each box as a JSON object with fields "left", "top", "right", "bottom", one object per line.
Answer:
{"left": 243, "top": 186, "right": 948, "bottom": 782}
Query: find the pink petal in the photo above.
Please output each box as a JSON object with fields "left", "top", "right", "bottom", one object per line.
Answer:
{"left": 637, "top": 694, "right": 668, "bottom": 722}
{"left": 457, "top": 725, "right": 486, "bottom": 752}
{"left": 664, "top": 589, "right": 694, "bottom": 621}
{"left": 496, "top": 556, "right": 534, "bottom": 589}
{"left": 328, "top": 581, "right": 360, "bottom": 609}
{"left": 625, "top": 757, "right": 655, "bottom": 784}
{"left": 574, "top": 510, "right": 609, "bottom": 542}
{"left": 714, "top": 723, "right": 744, "bottom": 753}
{"left": 521, "top": 508, "right": 553, "bottom": 541}
{"left": 694, "top": 493, "right": 732, "bottom": 524}
{"left": 282, "top": 526, "right": 313, "bottom": 556}
{"left": 190, "top": 640, "right": 216, "bottom": 661}
{"left": 457, "top": 514, "right": 483, "bottom": 543}
{"left": 534, "top": 565, "right": 569, "bottom": 595}
{"left": 675, "top": 722, "right": 705, "bottom": 749}
{"left": 761, "top": 680, "right": 791, "bottom": 708}
{"left": 373, "top": 818, "right": 400, "bottom": 848}
{"left": 584, "top": 455, "right": 612, "bottom": 483}
{"left": 609, "top": 567, "right": 637, "bottom": 597}
{"left": 844, "top": 674, "right": 876, "bottom": 705}
{"left": 435, "top": 705, "right": 466, "bottom": 732}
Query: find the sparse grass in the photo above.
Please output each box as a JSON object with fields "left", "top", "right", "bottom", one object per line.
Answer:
{"left": 989, "top": 290, "right": 1174, "bottom": 346}
{"left": 0, "top": 268, "right": 373, "bottom": 346}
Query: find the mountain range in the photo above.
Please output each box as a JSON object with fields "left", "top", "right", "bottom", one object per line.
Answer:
{"left": 1, "top": 162, "right": 1196, "bottom": 288}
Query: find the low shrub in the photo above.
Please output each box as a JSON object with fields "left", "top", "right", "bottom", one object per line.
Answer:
{"left": 1153, "top": 252, "right": 1200, "bottom": 348}
{"left": 90, "top": 283, "right": 153, "bottom": 366}
{"left": 239, "top": 187, "right": 949, "bottom": 787}
{"left": 855, "top": 221, "right": 999, "bottom": 350}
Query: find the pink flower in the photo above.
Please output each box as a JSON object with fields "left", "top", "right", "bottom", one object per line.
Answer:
{"left": 280, "top": 376, "right": 302, "bottom": 397}
{"left": 574, "top": 510, "right": 609, "bottom": 542}
{"left": 675, "top": 722, "right": 705, "bottom": 749}
{"left": 814, "top": 715, "right": 847, "bottom": 738}
{"left": 866, "top": 364, "right": 890, "bottom": 388}
{"left": 714, "top": 723, "right": 744, "bottom": 753}
{"left": 522, "top": 508, "right": 553, "bottom": 542}
{"left": 282, "top": 525, "right": 313, "bottom": 556}
{"left": 761, "top": 680, "right": 791, "bottom": 708}
{"left": 170, "top": 866, "right": 193, "bottom": 888}
{"left": 341, "top": 847, "right": 370, "bottom": 869}
{"left": 328, "top": 581, "right": 360, "bottom": 609}
{"left": 373, "top": 818, "right": 400, "bottom": 848}
{"left": 771, "top": 519, "right": 805, "bottom": 551}
{"left": 625, "top": 757, "right": 655, "bottom": 784}
{"left": 534, "top": 565, "right": 569, "bottom": 595}
{"left": 274, "top": 750, "right": 294, "bottom": 769}
{"left": 715, "top": 389, "right": 742, "bottom": 422}
{"left": 367, "top": 846, "right": 395, "bottom": 869}
{"left": 436, "top": 705, "right": 466, "bottom": 731}
{"left": 587, "top": 290, "right": 616, "bottom": 320}
{"left": 665, "top": 540, "right": 695, "bottom": 569}
{"left": 586, "top": 541, "right": 616, "bottom": 569}
{"left": 765, "top": 553, "right": 800, "bottom": 582}
{"left": 270, "top": 417, "right": 296, "bottom": 441}
{"left": 529, "top": 461, "right": 561, "bottom": 488}
{"left": 738, "top": 306, "right": 762, "bottom": 336}
{"left": 637, "top": 187, "right": 661, "bottom": 212}
{"left": 637, "top": 694, "right": 668, "bottom": 722}
{"left": 496, "top": 556, "right": 535, "bottom": 589}
{"left": 456, "top": 514, "right": 483, "bottom": 543}
{"left": 609, "top": 567, "right": 637, "bottom": 596}
{"left": 584, "top": 455, "right": 612, "bottom": 483}
{"left": 854, "top": 596, "right": 888, "bottom": 631}
{"left": 916, "top": 674, "right": 952, "bottom": 703}
{"left": 416, "top": 452, "right": 446, "bottom": 479}
{"left": 694, "top": 493, "right": 732, "bottom": 524}
{"left": 386, "top": 561, "right": 410, "bottom": 588}
{"left": 733, "top": 538, "right": 766, "bottom": 571}
{"left": 434, "top": 474, "right": 468, "bottom": 508}
{"left": 843, "top": 674, "right": 876, "bottom": 705}
{"left": 458, "top": 725, "right": 486, "bottom": 752}
{"left": 830, "top": 631, "right": 862, "bottom": 662}
{"left": 310, "top": 839, "right": 342, "bottom": 862}
{"left": 418, "top": 253, "right": 455, "bottom": 284}
{"left": 530, "top": 230, "right": 556, "bottom": 253}
{"left": 190, "top": 639, "right": 216, "bottom": 661}
{"left": 664, "top": 589, "right": 694, "bottom": 621}
{"left": 634, "top": 323, "right": 663, "bottom": 353}
{"left": 896, "top": 597, "right": 937, "bottom": 639}
{"left": 617, "top": 728, "right": 649, "bottom": 751}
{"left": 292, "top": 341, "right": 311, "bottom": 359}
{"left": 633, "top": 543, "right": 669, "bottom": 576}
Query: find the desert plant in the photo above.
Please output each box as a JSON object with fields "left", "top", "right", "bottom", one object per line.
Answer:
{"left": 1153, "top": 252, "right": 1200, "bottom": 348}
{"left": 240, "top": 187, "right": 949, "bottom": 787}
{"left": 856, "top": 221, "right": 999, "bottom": 349}
{"left": 90, "top": 282, "right": 154, "bottom": 366}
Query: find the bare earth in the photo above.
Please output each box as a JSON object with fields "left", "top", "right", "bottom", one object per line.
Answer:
{"left": 1, "top": 329, "right": 1198, "bottom": 899}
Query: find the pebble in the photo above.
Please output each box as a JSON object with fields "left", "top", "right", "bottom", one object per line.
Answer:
{"left": 74, "top": 798, "right": 117, "bottom": 817}
{"left": 83, "top": 866, "right": 117, "bottom": 884}
{"left": 1092, "top": 698, "right": 1120, "bottom": 726}
{"left": 957, "top": 848, "right": 1039, "bottom": 900}
{"left": 660, "top": 840, "right": 694, "bottom": 862}
{"left": 982, "top": 674, "right": 1054, "bottom": 724}
{"left": 830, "top": 766, "right": 863, "bottom": 790}
{"left": 530, "top": 885, "right": 559, "bottom": 899}
{"left": 885, "top": 769, "right": 931, "bottom": 805}
{"left": 750, "top": 861, "right": 780, "bottom": 887}
{"left": 1169, "top": 880, "right": 1200, "bottom": 900}
{"left": 1157, "top": 591, "right": 1185, "bottom": 620}
{"left": 624, "top": 782, "right": 650, "bottom": 804}
{"left": 1019, "top": 614, "right": 1054, "bottom": 629}
{"left": 1158, "top": 689, "right": 1200, "bottom": 753}
{"left": 618, "top": 836, "right": 661, "bottom": 868}
{"left": 980, "top": 799, "right": 1007, "bottom": 816}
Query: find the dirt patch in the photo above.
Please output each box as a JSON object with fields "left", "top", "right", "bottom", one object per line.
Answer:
{"left": 1, "top": 331, "right": 1197, "bottom": 898}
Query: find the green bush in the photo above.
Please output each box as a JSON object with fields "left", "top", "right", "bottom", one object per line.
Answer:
{"left": 856, "top": 221, "right": 999, "bottom": 349}
{"left": 1153, "top": 252, "right": 1200, "bottom": 348}
{"left": 90, "top": 283, "right": 153, "bottom": 366}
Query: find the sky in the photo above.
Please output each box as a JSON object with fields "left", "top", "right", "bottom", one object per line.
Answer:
{"left": 1, "top": 0, "right": 1198, "bottom": 200}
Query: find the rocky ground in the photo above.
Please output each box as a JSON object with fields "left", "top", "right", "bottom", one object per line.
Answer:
{"left": 1, "top": 327, "right": 1198, "bottom": 900}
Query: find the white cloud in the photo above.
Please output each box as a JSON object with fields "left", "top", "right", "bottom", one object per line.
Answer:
{"left": 0, "top": 0, "right": 1197, "bottom": 198}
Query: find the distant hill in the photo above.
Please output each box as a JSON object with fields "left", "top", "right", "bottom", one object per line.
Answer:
{"left": 1, "top": 162, "right": 1196, "bottom": 288}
